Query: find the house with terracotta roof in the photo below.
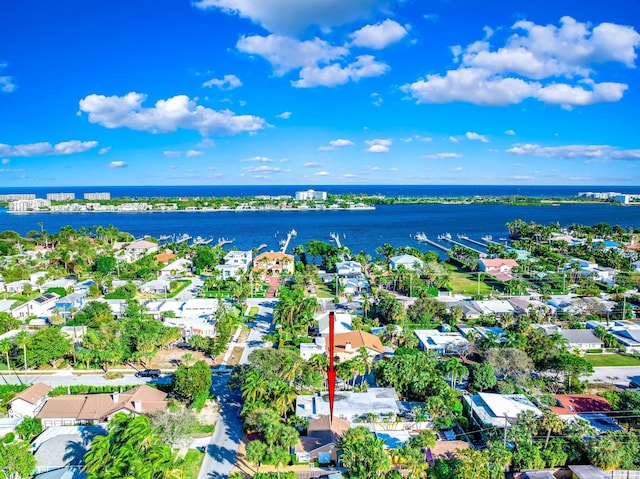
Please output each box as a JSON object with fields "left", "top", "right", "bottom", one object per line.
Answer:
{"left": 8, "top": 382, "right": 51, "bottom": 418}
{"left": 549, "top": 394, "right": 621, "bottom": 432}
{"left": 330, "top": 330, "right": 385, "bottom": 361}
{"left": 37, "top": 384, "right": 167, "bottom": 428}
{"left": 253, "top": 251, "right": 294, "bottom": 278}
{"left": 478, "top": 258, "right": 519, "bottom": 282}
{"left": 155, "top": 252, "right": 177, "bottom": 264}
{"left": 295, "top": 415, "right": 350, "bottom": 464}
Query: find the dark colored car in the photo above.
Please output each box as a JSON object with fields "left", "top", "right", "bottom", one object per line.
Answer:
{"left": 135, "top": 369, "right": 161, "bottom": 378}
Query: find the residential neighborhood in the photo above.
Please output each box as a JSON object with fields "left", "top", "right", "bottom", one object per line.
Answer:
{"left": 0, "top": 219, "right": 638, "bottom": 479}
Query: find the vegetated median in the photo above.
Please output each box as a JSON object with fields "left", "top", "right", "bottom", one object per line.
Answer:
{"left": 586, "top": 353, "right": 640, "bottom": 367}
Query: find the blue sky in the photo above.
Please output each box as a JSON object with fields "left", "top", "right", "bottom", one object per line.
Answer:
{"left": 1, "top": 0, "right": 639, "bottom": 187}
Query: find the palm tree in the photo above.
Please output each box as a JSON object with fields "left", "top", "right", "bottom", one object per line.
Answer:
{"left": 245, "top": 440, "right": 267, "bottom": 473}
{"left": 0, "top": 338, "right": 11, "bottom": 371}
{"left": 540, "top": 409, "right": 564, "bottom": 449}
{"left": 14, "top": 331, "right": 30, "bottom": 371}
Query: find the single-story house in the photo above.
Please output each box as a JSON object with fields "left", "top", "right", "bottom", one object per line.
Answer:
{"left": 464, "top": 393, "right": 541, "bottom": 429}
{"left": 558, "top": 329, "right": 603, "bottom": 352}
{"left": 140, "top": 279, "right": 172, "bottom": 295}
{"left": 5, "top": 280, "right": 33, "bottom": 294}
{"left": 414, "top": 329, "right": 470, "bottom": 355}
{"left": 295, "top": 415, "right": 350, "bottom": 464}
{"left": 121, "top": 239, "right": 159, "bottom": 262}
{"left": 8, "top": 382, "right": 51, "bottom": 418}
{"left": 42, "top": 277, "right": 77, "bottom": 291}
{"left": 37, "top": 385, "right": 168, "bottom": 428}
{"left": 300, "top": 337, "right": 327, "bottom": 361}
{"left": 159, "top": 258, "right": 192, "bottom": 278}
{"left": 316, "top": 312, "right": 353, "bottom": 336}
{"left": 549, "top": 394, "right": 621, "bottom": 432}
{"left": 296, "top": 388, "right": 401, "bottom": 422}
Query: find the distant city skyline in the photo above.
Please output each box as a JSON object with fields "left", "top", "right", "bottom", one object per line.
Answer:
{"left": 1, "top": 0, "right": 639, "bottom": 186}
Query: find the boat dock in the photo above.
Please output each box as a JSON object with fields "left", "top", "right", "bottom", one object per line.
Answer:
{"left": 438, "top": 233, "right": 485, "bottom": 256}
{"left": 457, "top": 234, "right": 489, "bottom": 248}
{"left": 481, "top": 235, "right": 508, "bottom": 246}
{"left": 217, "top": 237, "right": 234, "bottom": 247}
{"left": 280, "top": 229, "right": 296, "bottom": 254}
{"left": 175, "top": 234, "right": 192, "bottom": 244}
{"left": 414, "top": 233, "right": 450, "bottom": 252}
{"left": 329, "top": 232, "right": 343, "bottom": 249}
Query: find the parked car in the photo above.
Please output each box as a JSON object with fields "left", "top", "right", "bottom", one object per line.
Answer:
{"left": 135, "top": 369, "right": 161, "bottom": 378}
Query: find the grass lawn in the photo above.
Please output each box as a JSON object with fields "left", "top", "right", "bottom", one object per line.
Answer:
{"left": 443, "top": 263, "right": 493, "bottom": 296}
{"left": 586, "top": 354, "right": 640, "bottom": 367}
{"left": 179, "top": 449, "right": 205, "bottom": 479}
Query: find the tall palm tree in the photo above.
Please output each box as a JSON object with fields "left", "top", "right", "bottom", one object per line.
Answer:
{"left": 0, "top": 338, "right": 11, "bottom": 371}
{"left": 540, "top": 409, "right": 564, "bottom": 449}
{"left": 14, "top": 331, "right": 30, "bottom": 371}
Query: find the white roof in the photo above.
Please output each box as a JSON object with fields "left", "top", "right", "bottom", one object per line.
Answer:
{"left": 296, "top": 388, "right": 400, "bottom": 420}
{"left": 467, "top": 393, "right": 541, "bottom": 428}
{"left": 316, "top": 312, "right": 353, "bottom": 336}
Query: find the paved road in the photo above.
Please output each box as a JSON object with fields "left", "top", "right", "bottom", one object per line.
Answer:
{"left": 588, "top": 366, "right": 640, "bottom": 387}
{"left": 198, "top": 373, "right": 243, "bottom": 479}
{"left": 240, "top": 298, "right": 277, "bottom": 365}
{"left": 197, "top": 298, "right": 276, "bottom": 478}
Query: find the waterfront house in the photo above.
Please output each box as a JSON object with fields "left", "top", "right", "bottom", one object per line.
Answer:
{"left": 335, "top": 260, "right": 363, "bottom": 276}
{"left": 478, "top": 258, "right": 519, "bottom": 281}
{"left": 253, "top": 251, "right": 295, "bottom": 278}
{"left": 8, "top": 382, "right": 51, "bottom": 418}
{"left": 37, "top": 385, "right": 167, "bottom": 428}
{"left": 115, "top": 239, "right": 159, "bottom": 263}
{"left": 216, "top": 250, "right": 252, "bottom": 279}
{"left": 389, "top": 254, "right": 423, "bottom": 271}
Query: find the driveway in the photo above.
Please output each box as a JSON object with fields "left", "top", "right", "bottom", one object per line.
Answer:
{"left": 198, "top": 373, "right": 243, "bottom": 479}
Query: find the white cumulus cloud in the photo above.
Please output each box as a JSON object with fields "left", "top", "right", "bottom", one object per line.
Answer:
{"left": 350, "top": 19, "right": 408, "bottom": 49}
{"left": 193, "top": 0, "right": 392, "bottom": 35}
{"left": 276, "top": 111, "right": 292, "bottom": 119}
{"left": 466, "top": 131, "right": 489, "bottom": 143}
{"left": 0, "top": 140, "right": 98, "bottom": 157}
{"left": 319, "top": 138, "right": 355, "bottom": 150}
{"left": 202, "top": 74, "right": 243, "bottom": 90}
{"left": 403, "top": 16, "right": 639, "bottom": 107}
{"left": 505, "top": 129, "right": 516, "bottom": 136}
{"left": 293, "top": 54, "right": 389, "bottom": 87}
{"left": 237, "top": 34, "right": 347, "bottom": 75}
{"left": 78, "top": 92, "right": 266, "bottom": 136}
{"left": 366, "top": 138, "right": 392, "bottom": 153}
{"left": 186, "top": 150, "right": 203, "bottom": 158}
{"left": 108, "top": 161, "right": 127, "bottom": 168}
{"left": 315, "top": 170, "right": 330, "bottom": 176}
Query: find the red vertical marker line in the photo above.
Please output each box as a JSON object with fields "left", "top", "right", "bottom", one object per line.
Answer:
{"left": 328, "top": 310, "right": 336, "bottom": 424}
